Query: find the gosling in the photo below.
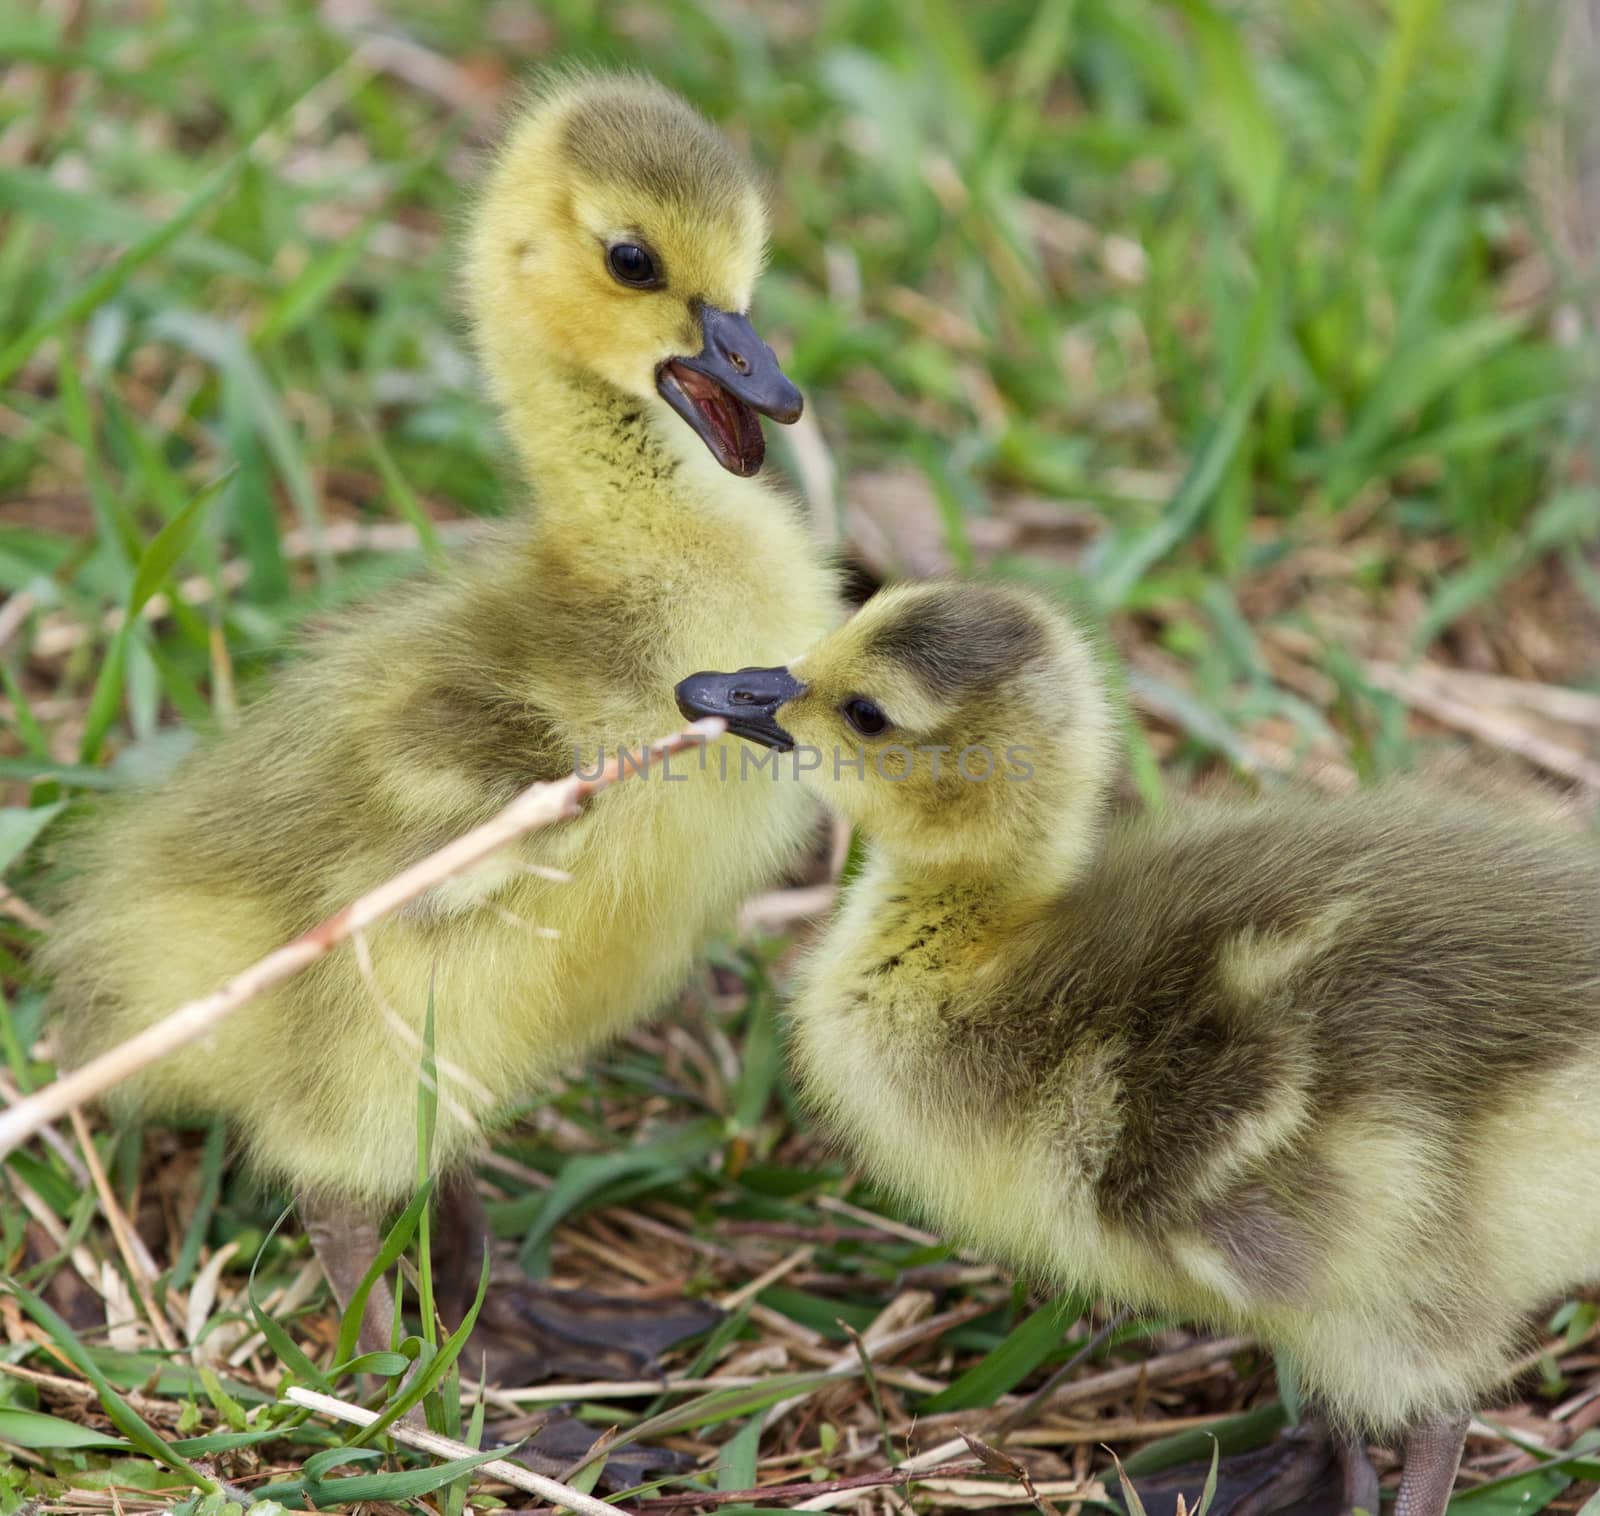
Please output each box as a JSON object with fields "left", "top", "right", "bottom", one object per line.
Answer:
{"left": 45, "top": 70, "right": 838, "bottom": 1375}
{"left": 677, "top": 580, "right": 1600, "bottom": 1516}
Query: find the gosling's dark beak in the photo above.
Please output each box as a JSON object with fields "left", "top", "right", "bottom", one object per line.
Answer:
{"left": 674, "top": 665, "right": 804, "bottom": 751}
{"left": 657, "top": 306, "right": 803, "bottom": 477}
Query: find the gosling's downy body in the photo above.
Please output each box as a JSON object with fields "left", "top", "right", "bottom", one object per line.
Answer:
{"left": 46, "top": 70, "right": 838, "bottom": 1366}
{"left": 678, "top": 582, "right": 1600, "bottom": 1516}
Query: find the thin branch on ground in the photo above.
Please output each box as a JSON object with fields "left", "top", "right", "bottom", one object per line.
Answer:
{"left": 283, "top": 1384, "right": 629, "bottom": 1515}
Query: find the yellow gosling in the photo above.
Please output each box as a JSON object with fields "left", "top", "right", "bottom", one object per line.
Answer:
{"left": 45, "top": 69, "right": 839, "bottom": 1376}
{"left": 678, "top": 579, "right": 1600, "bottom": 1516}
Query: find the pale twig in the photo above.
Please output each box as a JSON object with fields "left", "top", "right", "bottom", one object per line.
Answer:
{"left": 899, "top": 1476, "right": 1096, "bottom": 1510}
{"left": 739, "top": 883, "right": 837, "bottom": 936}
{"left": 283, "top": 1384, "right": 630, "bottom": 1516}
{"left": 636, "top": 1461, "right": 981, "bottom": 1510}
{"left": 468, "top": 1362, "right": 947, "bottom": 1407}
{"left": 1364, "top": 663, "right": 1600, "bottom": 789}
{"left": 999, "top": 1411, "right": 1271, "bottom": 1446}
{"left": 5, "top": 1167, "right": 104, "bottom": 1295}
{"left": 1371, "top": 661, "right": 1600, "bottom": 728}
{"left": 0, "top": 720, "right": 723, "bottom": 1159}
{"left": 66, "top": 1107, "right": 181, "bottom": 1353}
{"left": 464, "top": 1373, "right": 787, "bottom": 1405}
{"left": 0, "top": 1073, "right": 87, "bottom": 1184}
{"left": 0, "top": 884, "right": 53, "bottom": 934}
{"left": 816, "top": 1195, "right": 942, "bottom": 1247}
{"left": 0, "top": 1360, "right": 171, "bottom": 1422}
{"left": 6, "top": 1169, "right": 70, "bottom": 1253}
{"left": 1015, "top": 1334, "right": 1252, "bottom": 1412}
{"left": 717, "top": 1245, "right": 814, "bottom": 1313}
{"left": 766, "top": 1299, "right": 990, "bottom": 1424}
{"left": 901, "top": 1336, "right": 1257, "bottom": 1475}
{"left": 556, "top": 1222, "right": 665, "bottom": 1285}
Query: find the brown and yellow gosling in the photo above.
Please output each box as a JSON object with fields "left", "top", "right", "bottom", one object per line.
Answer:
{"left": 677, "top": 579, "right": 1600, "bottom": 1516}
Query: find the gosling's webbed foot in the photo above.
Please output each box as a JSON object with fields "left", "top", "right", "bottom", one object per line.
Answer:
{"left": 1122, "top": 1422, "right": 1379, "bottom": 1516}
{"left": 432, "top": 1170, "right": 722, "bottom": 1388}
{"left": 510, "top": 1413, "right": 700, "bottom": 1492}
{"left": 470, "top": 1278, "right": 723, "bottom": 1386}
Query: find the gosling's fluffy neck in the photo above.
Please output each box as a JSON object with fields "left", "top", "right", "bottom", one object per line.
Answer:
{"left": 485, "top": 350, "right": 722, "bottom": 524}
{"left": 864, "top": 781, "right": 1111, "bottom": 926}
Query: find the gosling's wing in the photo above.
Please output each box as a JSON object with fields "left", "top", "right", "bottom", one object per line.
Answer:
{"left": 1011, "top": 789, "right": 1600, "bottom": 1226}
{"left": 40, "top": 547, "right": 579, "bottom": 1041}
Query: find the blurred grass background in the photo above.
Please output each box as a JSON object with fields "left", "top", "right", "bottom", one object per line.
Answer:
{"left": 2, "top": 0, "right": 1599, "bottom": 1511}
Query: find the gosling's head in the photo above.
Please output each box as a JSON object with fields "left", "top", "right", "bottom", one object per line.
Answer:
{"left": 676, "top": 582, "right": 1118, "bottom": 877}
{"left": 467, "top": 68, "right": 798, "bottom": 476}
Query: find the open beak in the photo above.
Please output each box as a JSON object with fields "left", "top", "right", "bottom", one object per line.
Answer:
{"left": 674, "top": 665, "right": 804, "bottom": 751}
{"left": 656, "top": 305, "right": 803, "bottom": 477}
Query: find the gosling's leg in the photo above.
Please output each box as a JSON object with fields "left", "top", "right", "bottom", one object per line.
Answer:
{"left": 1337, "top": 1433, "right": 1381, "bottom": 1516}
{"left": 1393, "top": 1410, "right": 1469, "bottom": 1516}
{"left": 299, "top": 1191, "right": 398, "bottom": 1361}
{"left": 432, "top": 1167, "right": 491, "bottom": 1329}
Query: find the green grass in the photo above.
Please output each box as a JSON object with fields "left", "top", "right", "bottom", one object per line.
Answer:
{"left": 2, "top": 0, "right": 1598, "bottom": 1511}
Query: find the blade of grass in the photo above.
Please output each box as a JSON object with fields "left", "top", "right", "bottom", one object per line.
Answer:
{"left": 0, "top": 661, "right": 50, "bottom": 759}
{"left": 1358, "top": 0, "right": 1447, "bottom": 203}
{"left": 333, "top": 1177, "right": 435, "bottom": 1368}
{"left": 366, "top": 422, "right": 445, "bottom": 565}
{"left": 417, "top": 983, "right": 439, "bottom": 1352}
{"left": 78, "top": 471, "right": 229, "bottom": 764}
{"left": 6, "top": 1281, "right": 218, "bottom": 1492}
{"left": 0, "top": 1408, "right": 129, "bottom": 1450}
{"left": 0, "top": 802, "right": 64, "bottom": 877}
{"left": 1172, "top": 0, "right": 1283, "bottom": 225}
{"left": 504, "top": 1118, "right": 722, "bottom": 1269}
{"left": 1116, "top": 1403, "right": 1287, "bottom": 1479}
{"left": 1094, "top": 209, "right": 1283, "bottom": 605}
{"left": 920, "top": 1293, "right": 1084, "bottom": 1413}
{"left": 249, "top": 1204, "right": 334, "bottom": 1393}
{"left": 349, "top": 1241, "right": 489, "bottom": 1445}
{"left": 564, "top": 1371, "right": 849, "bottom": 1482}
{"left": 306, "top": 1442, "right": 516, "bottom": 1506}
{"left": 0, "top": 155, "right": 248, "bottom": 388}
{"left": 169, "top": 1121, "right": 227, "bottom": 1293}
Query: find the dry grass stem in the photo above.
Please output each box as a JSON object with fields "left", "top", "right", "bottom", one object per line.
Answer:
{"left": 283, "top": 1384, "right": 633, "bottom": 1515}
{"left": 635, "top": 1460, "right": 982, "bottom": 1509}
{"left": 1364, "top": 664, "right": 1600, "bottom": 789}
{"left": 66, "top": 1105, "right": 181, "bottom": 1352}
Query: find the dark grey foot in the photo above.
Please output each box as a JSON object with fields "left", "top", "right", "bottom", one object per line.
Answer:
{"left": 471, "top": 1280, "right": 723, "bottom": 1385}
{"left": 430, "top": 1168, "right": 722, "bottom": 1388}
{"left": 1123, "top": 1422, "right": 1379, "bottom": 1516}
{"left": 509, "top": 1412, "right": 700, "bottom": 1492}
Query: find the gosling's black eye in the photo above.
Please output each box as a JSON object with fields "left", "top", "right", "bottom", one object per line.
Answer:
{"left": 843, "top": 697, "right": 890, "bottom": 737}
{"left": 607, "top": 242, "right": 659, "bottom": 287}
